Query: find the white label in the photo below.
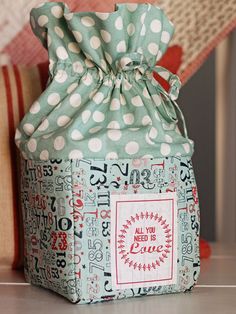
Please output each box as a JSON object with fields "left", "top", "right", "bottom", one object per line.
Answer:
{"left": 110, "top": 192, "right": 178, "bottom": 290}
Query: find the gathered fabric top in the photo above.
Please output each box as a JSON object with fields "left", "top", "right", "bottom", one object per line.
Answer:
{"left": 16, "top": 2, "right": 194, "bottom": 160}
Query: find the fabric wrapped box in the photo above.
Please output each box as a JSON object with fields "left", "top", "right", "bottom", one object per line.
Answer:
{"left": 16, "top": 2, "right": 200, "bottom": 304}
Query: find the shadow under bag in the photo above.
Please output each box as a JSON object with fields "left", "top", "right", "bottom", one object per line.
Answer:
{"left": 16, "top": 2, "right": 200, "bottom": 304}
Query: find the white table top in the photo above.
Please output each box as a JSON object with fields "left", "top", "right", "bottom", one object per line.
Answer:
{"left": 0, "top": 243, "right": 236, "bottom": 314}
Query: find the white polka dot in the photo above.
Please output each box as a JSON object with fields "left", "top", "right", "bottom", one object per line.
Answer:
{"left": 15, "top": 128, "right": 21, "bottom": 140}
{"left": 89, "top": 126, "right": 102, "bottom": 134}
{"left": 157, "top": 51, "right": 162, "bottom": 60}
{"left": 42, "top": 133, "right": 53, "bottom": 139}
{"left": 69, "top": 93, "right": 81, "bottom": 107}
{"left": 142, "top": 115, "right": 152, "bottom": 126}
{"left": 71, "top": 130, "right": 83, "bottom": 141}
{"left": 100, "top": 59, "right": 107, "bottom": 71}
{"left": 38, "top": 119, "right": 49, "bottom": 131}
{"left": 110, "top": 98, "right": 120, "bottom": 111}
{"left": 54, "top": 136, "right": 65, "bottom": 151}
{"left": 116, "top": 40, "right": 126, "bottom": 53}
{"left": 54, "top": 26, "right": 64, "bottom": 38}
{"left": 93, "top": 92, "right": 104, "bottom": 104}
{"left": 30, "top": 101, "right": 40, "bottom": 114}
{"left": 69, "top": 150, "right": 83, "bottom": 159}
{"left": 72, "top": 30, "right": 83, "bottom": 42}
{"left": 38, "top": 15, "right": 48, "bottom": 27}
{"left": 107, "top": 121, "right": 120, "bottom": 129}
{"left": 47, "top": 34, "right": 51, "bottom": 46}
{"left": 51, "top": 5, "right": 63, "bottom": 18}
{"left": 148, "top": 43, "right": 159, "bottom": 55}
{"left": 82, "top": 73, "right": 93, "bottom": 86}
{"left": 85, "top": 59, "right": 94, "bottom": 68}
{"left": 49, "top": 59, "right": 54, "bottom": 72}
{"left": 127, "top": 23, "right": 135, "bottom": 36}
{"left": 67, "top": 83, "right": 78, "bottom": 94}
{"left": 140, "top": 12, "right": 146, "bottom": 24}
{"left": 88, "top": 138, "right": 102, "bottom": 152}
{"left": 152, "top": 94, "right": 162, "bottom": 106}
{"left": 107, "top": 129, "right": 121, "bottom": 141}
{"left": 119, "top": 57, "right": 132, "bottom": 69}
{"left": 57, "top": 115, "right": 71, "bottom": 127}
{"left": 140, "top": 24, "right": 146, "bottom": 36}
{"left": 100, "top": 30, "right": 111, "bottom": 43}
{"left": 95, "top": 12, "right": 109, "bottom": 20}
{"left": 165, "top": 134, "right": 173, "bottom": 143}
{"left": 149, "top": 127, "right": 158, "bottom": 139}
{"left": 82, "top": 110, "right": 91, "bottom": 124}
{"left": 55, "top": 70, "right": 68, "bottom": 83}
{"left": 40, "top": 150, "right": 49, "bottom": 161}
{"left": 161, "top": 31, "right": 171, "bottom": 44}
{"left": 123, "top": 113, "right": 134, "bottom": 125}
{"left": 90, "top": 36, "right": 101, "bottom": 49}
{"left": 81, "top": 16, "right": 95, "bottom": 27}
{"left": 150, "top": 19, "right": 162, "bottom": 33}
{"left": 142, "top": 154, "right": 154, "bottom": 159}
{"left": 47, "top": 93, "right": 60, "bottom": 106}
{"left": 115, "top": 16, "right": 123, "bottom": 30}
{"left": 143, "top": 87, "right": 151, "bottom": 99}
{"left": 30, "top": 16, "right": 36, "bottom": 29}
{"left": 68, "top": 42, "right": 80, "bottom": 53}
{"left": 64, "top": 13, "right": 73, "bottom": 21}
{"left": 120, "top": 94, "right": 126, "bottom": 106}
{"left": 124, "top": 80, "right": 132, "bottom": 91}
{"left": 131, "top": 95, "right": 144, "bottom": 107}
{"left": 106, "top": 152, "right": 118, "bottom": 159}
{"left": 105, "top": 52, "right": 113, "bottom": 65}
{"left": 159, "top": 70, "right": 170, "bottom": 80}
{"left": 93, "top": 111, "right": 105, "bottom": 123}
{"left": 126, "top": 3, "right": 138, "bottom": 12}
{"left": 145, "top": 133, "right": 155, "bottom": 145}
{"left": 23, "top": 123, "right": 34, "bottom": 135}
{"left": 161, "top": 143, "right": 171, "bottom": 156}
{"left": 72, "top": 61, "right": 84, "bottom": 74}
{"left": 163, "top": 123, "right": 175, "bottom": 130}
{"left": 56, "top": 46, "right": 68, "bottom": 60}
{"left": 183, "top": 143, "right": 191, "bottom": 154}
{"left": 125, "top": 141, "right": 139, "bottom": 155}
{"left": 27, "top": 138, "right": 37, "bottom": 152}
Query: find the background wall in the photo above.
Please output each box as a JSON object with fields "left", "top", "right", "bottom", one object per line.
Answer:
{"left": 178, "top": 53, "right": 216, "bottom": 241}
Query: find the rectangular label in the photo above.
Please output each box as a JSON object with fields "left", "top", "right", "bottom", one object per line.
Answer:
{"left": 111, "top": 192, "right": 178, "bottom": 290}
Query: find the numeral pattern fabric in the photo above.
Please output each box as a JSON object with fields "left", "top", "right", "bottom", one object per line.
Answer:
{"left": 21, "top": 156, "right": 200, "bottom": 303}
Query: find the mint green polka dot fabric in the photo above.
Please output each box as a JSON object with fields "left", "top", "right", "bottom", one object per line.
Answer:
{"left": 15, "top": 2, "right": 194, "bottom": 160}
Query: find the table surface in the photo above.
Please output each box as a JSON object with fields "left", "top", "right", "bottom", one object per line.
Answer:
{"left": 0, "top": 243, "right": 236, "bottom": 314}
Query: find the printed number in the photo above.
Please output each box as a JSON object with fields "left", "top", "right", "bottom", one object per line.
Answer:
{"left": 111, "top": 163, "right": 129, "bottom": 176}
{"left": 100, "top": 210, "right": 111, "bottom": 219}
{"left": 51, "top": 159, "right": 62, "bottom": 164}
{"left": 181, "top": 233, "right": 193, "bottom": 255}
{"left": 56, "top": 252, "right": 66, "bottom": 268}
{"left": 180, "top": 160, "right": 192, "bottom": 182}
{"left": 102, "top": 222, "right": 110, "bottom": 237}
{"left": 43, "top": 165, "right": 53, "bottom": 176}
{"left": 88, "top": 239, "right": 103, "bottom": 262}
{"left": 90, "top": 164, "right": 107, "bottom": 186}
{"left": 51, "top": 267, "right": 59, "bottom": 279}
{"left": 141, "top": 169, "right": 155, "bottom": 189}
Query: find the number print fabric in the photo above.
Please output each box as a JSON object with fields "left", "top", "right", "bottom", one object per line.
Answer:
{"left": 21, "top": 157, "right": 200, "bottom": 303}
{"left": 16, "top": 2, "right": 200, "bottom": 304}
{"left": 15, "top": 2, "right": 194, "bottom": 160}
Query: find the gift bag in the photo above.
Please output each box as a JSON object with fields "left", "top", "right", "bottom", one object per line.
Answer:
{"left": 15, "top": 2, "right": 200, "bottom": 304}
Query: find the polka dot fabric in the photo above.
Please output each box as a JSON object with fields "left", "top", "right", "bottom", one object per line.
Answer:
{"left": 16, "top": 2, "right": 194, "bottom": 160}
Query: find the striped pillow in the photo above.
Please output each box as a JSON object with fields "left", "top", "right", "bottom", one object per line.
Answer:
{"left": 0, "top": 63, "right": 48, "bottom": 269}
